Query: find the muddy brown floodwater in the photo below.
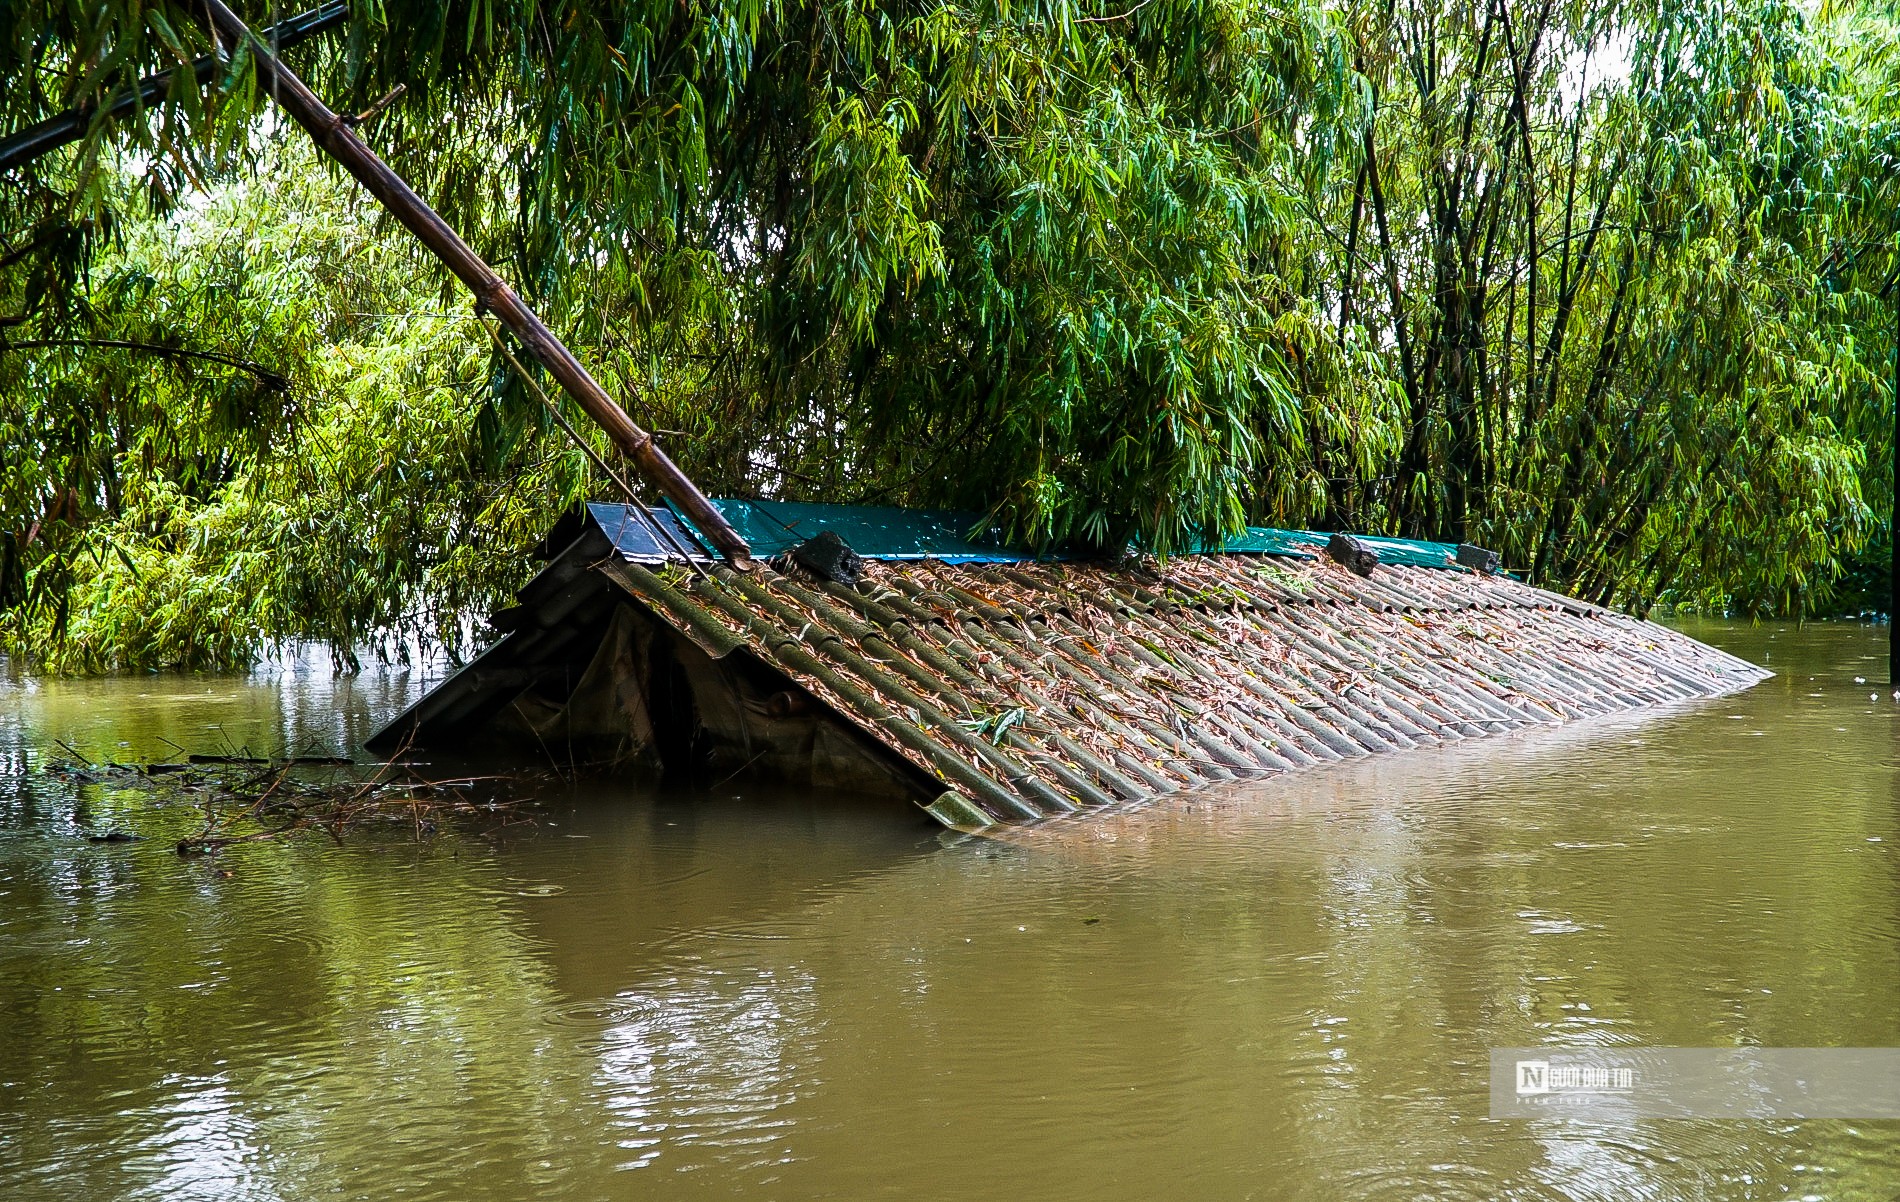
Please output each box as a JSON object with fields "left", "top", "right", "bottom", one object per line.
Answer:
{"left": 2, "top": 620, "right": 1897, "bottom": 1201}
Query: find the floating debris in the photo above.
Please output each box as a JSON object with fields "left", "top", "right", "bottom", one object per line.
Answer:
{"left": 39, "top": 755, "right": 549, "bottom": 853}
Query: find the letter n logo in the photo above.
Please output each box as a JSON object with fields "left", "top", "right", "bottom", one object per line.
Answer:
{"left": 1516, "top": 1060, "right": 1549, "bottom": 1096}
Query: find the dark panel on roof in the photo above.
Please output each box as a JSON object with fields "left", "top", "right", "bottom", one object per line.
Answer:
{"left": 586, "top": 503, "right": 711, "bottom": 562}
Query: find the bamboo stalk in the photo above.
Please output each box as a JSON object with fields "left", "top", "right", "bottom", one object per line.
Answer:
{"left": 194, "top": 0, "right": 753, "bottom": 567}
{"left": 481, "top": 319, "right": 708, "bottom": 578}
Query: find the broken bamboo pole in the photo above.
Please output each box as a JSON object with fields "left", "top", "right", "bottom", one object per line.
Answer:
{"left": 193, "top": 0, "right": 753, "bottom": 568}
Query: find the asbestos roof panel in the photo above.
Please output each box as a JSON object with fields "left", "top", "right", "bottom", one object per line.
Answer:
{"left": 596, "top": 552, "right": 1772, "bottom": 830}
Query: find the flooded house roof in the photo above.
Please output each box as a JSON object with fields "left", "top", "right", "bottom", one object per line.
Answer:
{"left": 370, "top": 503, "right": 1769, "bottom": 828}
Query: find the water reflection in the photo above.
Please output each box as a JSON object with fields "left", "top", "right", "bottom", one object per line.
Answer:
{"left": 1, "top": 624, "right": 1898, "bottom": 1200}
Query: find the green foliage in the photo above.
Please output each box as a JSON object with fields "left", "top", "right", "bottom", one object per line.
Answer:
{"left": 1, "top": 145, "right": 588, "bottom": 669}
{"left": 1286, "top": 0, "right": 1899, "bottom": 616}
{"left": 3, "top": 0, "right": 1900, "bottom": 669}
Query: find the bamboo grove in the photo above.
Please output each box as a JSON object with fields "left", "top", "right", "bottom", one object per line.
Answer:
{"left": 2, "top": 0, "right": 1898, "bottom": 669}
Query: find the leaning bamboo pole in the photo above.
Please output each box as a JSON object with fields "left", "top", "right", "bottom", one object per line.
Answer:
{"left": 193, "top": 0, "right": 753, "bottom": 568}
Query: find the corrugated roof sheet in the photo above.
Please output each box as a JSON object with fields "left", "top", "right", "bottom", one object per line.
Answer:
{"left": 588, "top": 536, "right": 1768, "bottom": 829}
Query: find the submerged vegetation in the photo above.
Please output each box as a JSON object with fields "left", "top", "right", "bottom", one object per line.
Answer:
{"left": 3, "top": 0, "right": 1899, "bottom": 669}
{"left": 42, "top": 752, "right": 549, "bottom": 851}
